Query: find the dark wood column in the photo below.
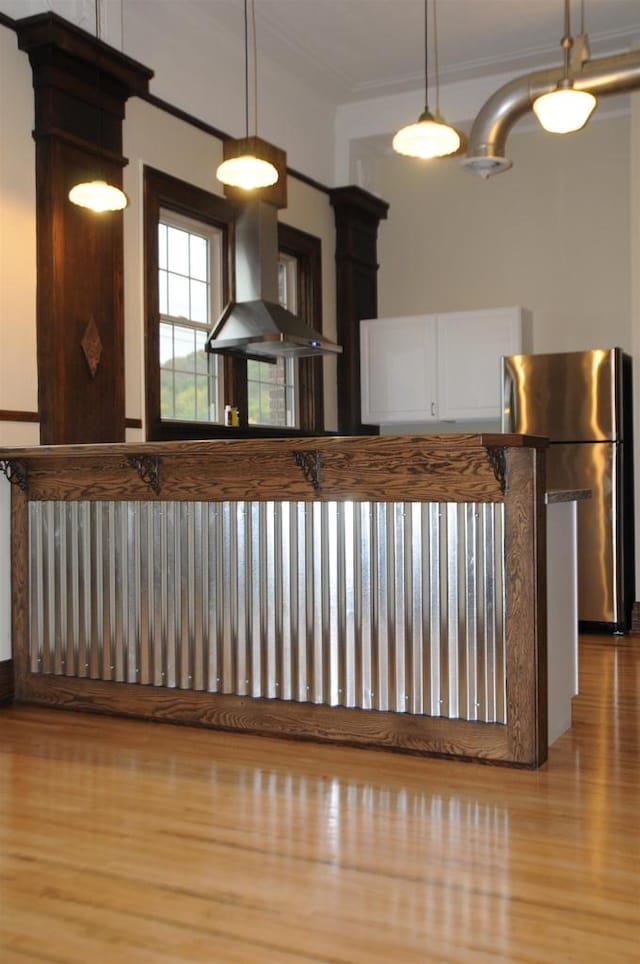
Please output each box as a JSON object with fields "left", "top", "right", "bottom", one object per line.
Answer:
{"left": 16, "top": 13, "right": 152, "bottom": 444}
{"left": 329, "top": 186, "right": 389, "bottom": 436}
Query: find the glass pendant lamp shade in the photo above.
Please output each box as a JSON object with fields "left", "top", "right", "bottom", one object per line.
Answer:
{"left": 216, "top": 154, "right": 278, "bottom": 190}
{"left": 532, "top": 85, "right": 596, "bottom": 134}
{"left": 68, "top": 179, "right": 128, "bottom": 212}
{"left": 393, "top": 109, "right": 461, "bottom": 159}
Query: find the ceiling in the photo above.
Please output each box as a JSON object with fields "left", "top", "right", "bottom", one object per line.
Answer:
{"left": 192, "top": 0, "right": 640, "bottom": 105}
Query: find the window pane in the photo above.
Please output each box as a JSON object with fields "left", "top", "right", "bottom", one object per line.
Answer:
{"left": 195, "top": 330, "right": 209, "bottom": 373}
{"left": 248, "top": 357, "right": 290, "bottom": 427}
{"left": 190, "top": 279, "right": 208, "bottom": 325}
{"left": 173, "top": 372, "right": 197, "bottom": 421}
{"left": 158, "top": 224, "right": 167, "bottom": 270}
{"left": 159, "top": 322, "right": 174, "bottom": 365}
{"left": 194, "top": 374, "right": 214, "bottom": 421}
{"left": 190, "top": 235, "right": 208, "bottom": 281}
{"left": 167, "top": 225, "right": 189, "bottom": 275}
{"left": 173, "top": 326, "right": 196, "bottom": 371}
{"left": 160, "top": 369, "right": 174, "bottom": 418}
{"left": 168, "top": 272, "right": 190, "bottom": 318}
{"left": 159, "top": 269, "right": 168, "bottom": 316}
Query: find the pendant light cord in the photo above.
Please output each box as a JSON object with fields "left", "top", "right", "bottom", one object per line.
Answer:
{"left": 94, "top": 0, "right": 104, "bottom": 176}
{"left": 251, "top": 0, "right": 258, "bottom": 136}
{"left": 244, "top": 0, "right": 249, "bottom": 138}
{"left": 423, "top": 0, "right": 429, "bottom": 113}
{"left": 433, "top": 0, "right": 440, "bottom": 115}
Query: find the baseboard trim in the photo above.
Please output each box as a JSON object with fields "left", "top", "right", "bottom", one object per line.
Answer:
{"left": 0, "top": 658, "right": 14, "bottom": 705}
{"left": 631, "top": 602, "right": 640, "bottom": 634}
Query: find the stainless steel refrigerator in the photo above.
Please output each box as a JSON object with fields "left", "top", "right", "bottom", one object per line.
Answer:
{"left": 502, "top": 348, "right": 634, "bottom": 632}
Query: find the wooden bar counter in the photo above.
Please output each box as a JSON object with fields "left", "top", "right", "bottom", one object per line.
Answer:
{"left": 0, "top": 433, "right": 548, "bottom": 767}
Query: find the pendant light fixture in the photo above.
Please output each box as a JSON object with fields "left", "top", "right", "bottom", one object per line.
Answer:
{"left": 216, "top": 0, "right": 279, "bottom": 191}
{"left": 393, "top": 0, "right": 461, "bottom": 160}
{"left": 533, "top": 0, "right": 597, "bottom": 134}
{"left": 69, "top": 0, "right": 128, "bottom": 212}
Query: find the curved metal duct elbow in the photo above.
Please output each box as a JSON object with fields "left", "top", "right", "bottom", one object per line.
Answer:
{"left": 462, "top": 48, "right": 640, "bottom": 178}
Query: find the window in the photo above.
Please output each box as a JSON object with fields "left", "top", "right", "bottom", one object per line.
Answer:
{"left": 158, "top": 211, "right": 224, "bottom": 422}
{"left": 144, "top": 166, "right": 324, "bottom": 439}
{"left": 247, "top": 254, "right": 298, "bottom": 427}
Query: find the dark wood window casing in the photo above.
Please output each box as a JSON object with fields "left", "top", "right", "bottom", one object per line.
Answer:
{"left": 144, "top": 166, "right": 234, "bottom": 442}
{"left": 144, "top": 167, "right": 325, "bottom": 440}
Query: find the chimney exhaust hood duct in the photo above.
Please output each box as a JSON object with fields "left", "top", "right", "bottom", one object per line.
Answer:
{"left": 206, "top": 200, "right": 342, "bottom": 360}
{"left": 462, "top": 47, "right": 640, "bottom": 178}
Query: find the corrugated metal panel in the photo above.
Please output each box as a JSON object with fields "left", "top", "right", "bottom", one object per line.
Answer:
{"left": 28, "top": 499, "right": 506, "bottom": 722}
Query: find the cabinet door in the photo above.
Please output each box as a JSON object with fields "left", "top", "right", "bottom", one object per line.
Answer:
{"left": 360, "top": 315, "right": 438, "bottom": 424}
{"left": 437, "top": 308, "right": 524, "bottom": 420}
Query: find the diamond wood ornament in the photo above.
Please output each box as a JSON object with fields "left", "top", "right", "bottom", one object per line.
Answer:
{"left": 81, "top": 317, "right": 103, "bottom": 378}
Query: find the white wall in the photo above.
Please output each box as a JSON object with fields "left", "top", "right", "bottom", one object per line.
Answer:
{"left": 376, "top": 114, "right": 631, "bottom": 352}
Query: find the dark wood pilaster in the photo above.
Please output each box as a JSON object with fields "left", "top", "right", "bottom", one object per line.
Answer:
{"left": 15, "top": 13, "right": 152, "bottom": 444}
{"left": 329, "top": 186, "right": 389, "bottom": 435}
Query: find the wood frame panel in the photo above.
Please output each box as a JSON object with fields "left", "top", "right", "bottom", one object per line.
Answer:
{"left": 2, "top": 433, "right": 548, "bottom": 767}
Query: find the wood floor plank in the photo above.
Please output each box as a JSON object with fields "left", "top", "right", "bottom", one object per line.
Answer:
{"left": 1, "top": 633, "right": 639, "bottom": 962}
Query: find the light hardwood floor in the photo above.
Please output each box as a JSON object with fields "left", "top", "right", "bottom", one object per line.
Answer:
{"left": 1, "top": 633, "right": 639, "bottom": 963}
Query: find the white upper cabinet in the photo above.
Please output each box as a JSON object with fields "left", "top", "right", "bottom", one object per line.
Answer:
{"left": 360, "top": 315, "right": 438, "bottom": 424}
{"left": 361, "top": 307, "right": 530, "bottom": 424}
{"left": 437, "top": 308, "right": 529, "bottom": 420}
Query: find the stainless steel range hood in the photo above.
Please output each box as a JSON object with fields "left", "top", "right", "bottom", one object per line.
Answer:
{"left": 206, "top": 200, "right": 341, "bottom": 359}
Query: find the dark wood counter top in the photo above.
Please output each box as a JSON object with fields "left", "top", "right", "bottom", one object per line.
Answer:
{"left": 0, "top": 433, "right": 547, "bottom": 505}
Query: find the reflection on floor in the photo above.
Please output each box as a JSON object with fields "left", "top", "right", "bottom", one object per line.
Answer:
{"left": 0, "top": 634, "right": 639, "bottom": 963}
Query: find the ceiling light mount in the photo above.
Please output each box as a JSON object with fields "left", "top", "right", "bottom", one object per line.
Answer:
{"left": 392, "top": 0, "right": 462, "bottom": 160}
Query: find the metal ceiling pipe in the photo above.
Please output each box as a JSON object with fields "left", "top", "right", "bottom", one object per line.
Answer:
{"left": 462, "top": 48, "right": 640, "bottom": 178}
